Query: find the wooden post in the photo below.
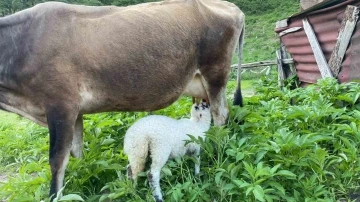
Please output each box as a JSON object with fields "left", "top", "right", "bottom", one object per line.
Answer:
{"left": 303, "top": 18, "right": 333, "bottom": 78}
{"left": 280, "top": 42, "right": 294, "bottom": 79}
{"left": 329, "top": 5, "right": 360, "bottom": 77}
{"left": 276, "top": 50, "right": 285, "bottom": 87}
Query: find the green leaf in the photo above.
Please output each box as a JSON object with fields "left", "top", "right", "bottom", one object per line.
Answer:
{"left": 101, "top": 138, "right": 115, "bottom": 146}
{"left": 270, "top": 164, "right": 281, "bottom": 174}
{"left": 236, "top": 152, "right": 245, "bottom": 162}
{"left": 353, "top": 110, "right": 360, "bottom": 119}
{"left": 162, "top": 167, "right": 172, "bottom": 176}
{"left": 99, "top": 194, "right": 109, "bottom": 202}
{"left": 215, "top": 171, "right": 223, "bottom": 185}
{"left": 253, "top": 185, "right": 265, "bottom": 202}
{"left": 255, "top": 168, "right": 271, "bottom": 178}
{"left": 243, "top": 162, "right": 255, "bottom": 180}
{"left": 232, "top": 179, "right": 250, "bottom": 188}
{"left": 276, "top": 170, "right": 296, "bottom": 178}
{"left": 59, "top": 194, "right": 85, "bottom": 201}
{"left": 238, "top": 137, "right": 249, "bottom": 148}
{"left": 255, "top": 151, "right": 267, "bottom": 164}
{"left": 268, "top": 181, "right": 285, "bottom": 195}
{"left": 245, "top": 186, "right": 254, "bottom": 196}
{"left": 223, "top": 183, "right": 235, "bottom": 190}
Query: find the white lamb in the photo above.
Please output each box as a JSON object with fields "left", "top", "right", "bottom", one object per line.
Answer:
{"left": 124, "top": 102, "right": 211, "bottom": 202}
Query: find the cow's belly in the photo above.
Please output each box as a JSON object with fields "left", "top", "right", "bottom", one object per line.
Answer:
{"left": 78, "top": 69, "right": 202, "bottom": 114}
{"left": 0, "top": 91, "right": 47, "bottom": 126}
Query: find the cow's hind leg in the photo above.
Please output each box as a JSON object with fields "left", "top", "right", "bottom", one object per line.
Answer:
{"left": 47, "top": 106, "right": 78, "bottom": 200}
{"left": 71, "top": 115, "right": 83, "bottom": 158}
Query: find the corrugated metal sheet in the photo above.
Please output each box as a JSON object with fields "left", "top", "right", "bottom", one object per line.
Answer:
{"left": 275, "top": 0, "right": 360, "bottom": 85}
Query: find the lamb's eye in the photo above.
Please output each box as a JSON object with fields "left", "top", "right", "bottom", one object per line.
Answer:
{"left": 195, "top": 106, "right": 199, "bottom": 110}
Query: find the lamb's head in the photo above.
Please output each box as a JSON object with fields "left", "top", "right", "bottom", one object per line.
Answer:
{"left": 190, "top": 102, "right": 211, "bottom": 124}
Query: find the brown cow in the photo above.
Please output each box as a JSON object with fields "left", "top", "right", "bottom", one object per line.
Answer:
{"left": 0, "top": 0, "right": 244, "bottom": 199}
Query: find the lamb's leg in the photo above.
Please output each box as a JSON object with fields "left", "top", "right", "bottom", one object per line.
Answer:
{"left": 125, "top": 135, "right": 149, "bottom": 180}
{"left": 127, "top": 154, "right": 147, "bottom": 180}
{"left": 148, "top": 170, "right": 162, "bottom": 202}
{"left": 148, "top": 149, "right": 171, "bottom": 202}
{"left": 194, "top": 147, "right": 201, "bottom": 175}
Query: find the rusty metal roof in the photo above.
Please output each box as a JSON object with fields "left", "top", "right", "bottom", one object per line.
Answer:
{"left": 275, "top": 0, "right": 360, "bottom": 85}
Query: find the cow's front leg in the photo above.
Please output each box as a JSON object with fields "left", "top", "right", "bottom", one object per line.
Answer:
{"left": 211, "top": 87, "right": 229, "bottom": 126}
{"left": 46, "top": 107, "right": 78, "bottom": 200}
{"left": 71, "top": 115, "right": 83, "bottom": 158}
{"left": 202, "top": 83, "right": 229, "bottom": 126}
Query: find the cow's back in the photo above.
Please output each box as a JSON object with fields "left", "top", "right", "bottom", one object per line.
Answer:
{"left": 0, "top": 0, "right": 243, "bottom": 123}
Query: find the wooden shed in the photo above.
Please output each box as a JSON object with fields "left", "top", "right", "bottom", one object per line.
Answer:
{"left": 275, "top": 0, "right": 360, "bottom": 86}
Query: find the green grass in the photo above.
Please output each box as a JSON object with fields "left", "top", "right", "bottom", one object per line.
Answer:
{"left": 229, "top": 0, "right": 298, "bottom": 86}
{"left": 0, "top": 111, "right": 29, "bottom": 128}
{"left": 242, "top": 0, "right": 299, "bottom": 63}
{"left": 228, "top": 79, "right": 256, "bottom": 92}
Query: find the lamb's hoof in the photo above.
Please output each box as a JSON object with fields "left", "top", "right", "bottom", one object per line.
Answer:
{"left": 127, "top": 165, "right": 133, "bottom": 179}
{"left": 154, "top": 195, "right": 163, "bottom": 202}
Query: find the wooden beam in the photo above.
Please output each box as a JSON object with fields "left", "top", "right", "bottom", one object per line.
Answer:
{"left": 231, "top": 58, "right": 293, "bottom": 69}
{"left": 329, "top": 5, "right": 359, "bottom": 77}
{"left": 279, "top": 27, "right": 302, "bottom": 37}
{"left": 303, "top": 18, "right": 333, "bottom": 78}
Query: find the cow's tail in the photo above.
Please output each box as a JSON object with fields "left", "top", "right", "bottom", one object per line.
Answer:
{"left": 233, "top": 23, "right": 245, "bottom": 107}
